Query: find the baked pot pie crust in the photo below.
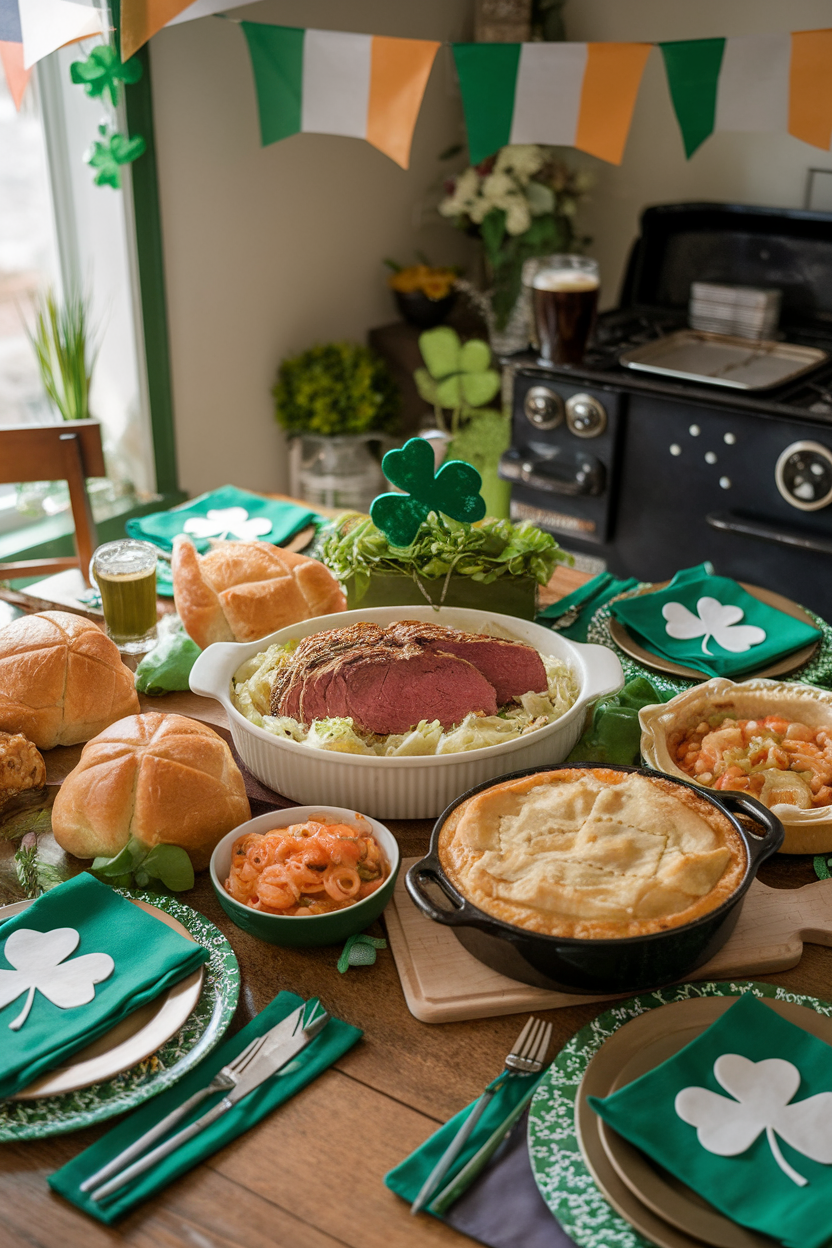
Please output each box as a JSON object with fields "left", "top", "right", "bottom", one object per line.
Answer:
{"left": 437, "top": 767, "right": 747, "bottom": 939}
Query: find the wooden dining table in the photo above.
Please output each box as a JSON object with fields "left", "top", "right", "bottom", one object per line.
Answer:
{"left": 1, "top": 564, "right": 830, "bottom": 1248}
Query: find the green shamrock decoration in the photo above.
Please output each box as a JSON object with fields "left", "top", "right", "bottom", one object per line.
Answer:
{"left": 70, "top": 46, "right": 142, "bottom": 107}
{"left": 370, "top": 437, "right": 486, "bottom": 547}
{"left": 414, "top": 326, "right": 502, "bottom": 412}
{"left": 86, "top": 126, "right": 146, "bottom": 188}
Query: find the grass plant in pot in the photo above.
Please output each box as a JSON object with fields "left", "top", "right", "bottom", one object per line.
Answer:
{"left": 273, "top": 341, "right": 400, "bottom": 512}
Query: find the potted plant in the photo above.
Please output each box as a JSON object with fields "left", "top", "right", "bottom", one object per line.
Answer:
{"left": 438, "top": 144, "right": 592, "bottom": 353}
{"left": 273, "top": 341, "right": 400, "bottom": 511}
{"left": 414, "top": 326, "right": 510, "bottom": 519}
{"left": 384, "top": 258, "right": 460, "bottom": 329}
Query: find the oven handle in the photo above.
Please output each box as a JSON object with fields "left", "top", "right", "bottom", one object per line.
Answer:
{"left": 707, "top": 511, "right": 832, "bottom": 556}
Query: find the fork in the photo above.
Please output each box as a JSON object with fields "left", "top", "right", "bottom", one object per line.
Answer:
{"left": 79, "top": 1031, "right": 272, "bottom": 1194}
{"left": 410, "top": 1015, "right": 553, "bottom": 1216}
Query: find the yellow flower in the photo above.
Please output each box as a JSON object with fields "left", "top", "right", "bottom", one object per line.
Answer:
{"left": 388, "top": 266, "right": 456, "bottom": 299}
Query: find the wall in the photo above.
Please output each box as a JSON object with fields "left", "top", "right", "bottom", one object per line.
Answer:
{"left": 562, "top": 0, "right": 832, "bottom": 308}
{"left": 150, "top": 0, "right": 832, "bottom": 495}
{"left": 149, "top": 0, "right": 473, "bottom": 496}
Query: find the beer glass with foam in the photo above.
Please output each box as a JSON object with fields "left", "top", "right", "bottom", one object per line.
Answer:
{"left": 531, "top": 255, "right": 599, "bottom": 366}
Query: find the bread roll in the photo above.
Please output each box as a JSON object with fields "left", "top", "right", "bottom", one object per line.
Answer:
{"left": 52, "top": 712, "right": 251, "bottom": 870}
{"left": 0, "top": 611, "right": 140, "bottom": 749}
{"left": 172, "top": 537, "right": 346, "bottom": 649}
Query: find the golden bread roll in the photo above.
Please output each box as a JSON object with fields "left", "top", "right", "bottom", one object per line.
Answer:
{"left": 0, "top": 611, "right": 139, "bottom": 749}
{"left": 172, "top": 537, "right": 346, "bottom": 649}
{"left": 52, "top": 711, "right": 251, "bottom": 870}
{"left": 0, "top": 730, "right": 46, "bottom": 807}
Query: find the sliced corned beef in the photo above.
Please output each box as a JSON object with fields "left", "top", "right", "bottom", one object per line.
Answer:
{"left": 385, "top": 620, "right": 547, "bottom": 703}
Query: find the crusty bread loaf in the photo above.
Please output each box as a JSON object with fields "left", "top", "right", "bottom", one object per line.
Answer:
{"left": 0, "top": 611, "right": 140, "bottom": 749}
{"left": 172, "top": 537, "right": 346, "bottom": 649}
{"left": 52, "top": 712, "right": 251, "bottom": 870}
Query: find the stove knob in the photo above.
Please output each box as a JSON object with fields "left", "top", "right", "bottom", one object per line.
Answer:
{"left": 565, "top": 393, "right": 607, "bottom": 438}
{"left": 524, "top": 386, "right": 564, "bottom": 430}
{"left": 775, "top": 441, "right": 832, "bottom": 511}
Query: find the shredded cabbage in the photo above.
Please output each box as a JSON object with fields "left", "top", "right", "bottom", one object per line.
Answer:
{"left": 231, "top": 636, "right": 579, "bottom": 757}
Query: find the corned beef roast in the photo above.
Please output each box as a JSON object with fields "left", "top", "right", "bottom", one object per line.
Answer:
{"left": 270, "top": 621, "right": 547, "bottom": 735}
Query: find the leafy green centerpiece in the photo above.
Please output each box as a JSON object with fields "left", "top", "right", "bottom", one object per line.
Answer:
{"left": 321, "top": 437, "right": 569, "bottom": 619}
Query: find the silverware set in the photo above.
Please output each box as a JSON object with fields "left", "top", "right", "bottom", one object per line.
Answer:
{"left": 80, "top": 999, "right": 329, "bottom": 1203}
{"left": 410, "top": 1014, "right": 553, "bottom": 1216}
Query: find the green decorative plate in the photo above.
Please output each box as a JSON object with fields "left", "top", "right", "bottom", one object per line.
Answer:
{"left": 0, "top": 892, "right": 239, "bottom": 1141}
{"left": 527, "top": 980, "right": 832, "bottom": 1248}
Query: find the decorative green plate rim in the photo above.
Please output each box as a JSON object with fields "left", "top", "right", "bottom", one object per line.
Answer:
{"left": 0, "top": 891, "right": 240, "bottom": 1141}
{"left": 527, "top": 980, "right": 832, "bottom": 1248}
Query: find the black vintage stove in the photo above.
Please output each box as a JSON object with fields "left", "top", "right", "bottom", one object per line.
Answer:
{"left": 501, "top": 203, "right": 832, "bottom": 617}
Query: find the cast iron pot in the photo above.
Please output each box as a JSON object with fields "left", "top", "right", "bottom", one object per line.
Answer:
{"left": 406, "top": 763, "right": 784, "bottom": 995}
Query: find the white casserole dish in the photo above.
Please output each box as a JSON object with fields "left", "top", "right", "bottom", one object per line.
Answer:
{"left": 188, "top": 605, "right": 623, "bottom": 819}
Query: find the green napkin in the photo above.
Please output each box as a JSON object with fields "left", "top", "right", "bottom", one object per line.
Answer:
{"left": 589, "top": 993, "right": 832, "bottom": 1248}
{"left": 385, "top": 1072, "right": 544, "bottom": 1213}
{"left": 538, "top": 572, "right": 640, "bottom": 642}
{"left": 0, "top": 874, "right": 208, "bottom": 1099}
{"left": 611, "top": 563, "right": 821, "bottom": 678}
{"left": 566, "top": 676, "right": 666, "bottom": 766}
{"left": 49, "top": 991, "right": 361, "bottom": 1224}
{"left": 135, "top": 627, "right": 201, "bottom": 695}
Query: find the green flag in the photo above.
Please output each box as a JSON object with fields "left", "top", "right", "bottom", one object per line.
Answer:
{"left": 452, "top": 42, "right": 521, "bottom": 165}
{"left": 660, "top": 37, "right": 725, "bottom": 158}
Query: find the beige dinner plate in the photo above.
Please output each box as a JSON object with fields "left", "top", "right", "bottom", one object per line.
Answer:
{"left": 609, "top": 581, "right": 819, "bottom": 681}
{"left": 574, "top": 996, "right": 832, "bottom": 1248}
{"left": 4, "top": 896, "right": 204, "bottom": 1101}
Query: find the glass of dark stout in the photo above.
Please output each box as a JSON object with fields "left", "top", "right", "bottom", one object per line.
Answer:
{"left": 530, "top": 255, "right": 599, "bottom": 366}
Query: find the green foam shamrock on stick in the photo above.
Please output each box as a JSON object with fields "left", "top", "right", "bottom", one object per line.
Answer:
{"left": 370, "top": 437, "right": 486, "bottom": 547}
{"left": 85, "top": 126, "right": 146, "bottom": 188}
{"left": 70, "top": 45, "right": 142, "bottom": 107}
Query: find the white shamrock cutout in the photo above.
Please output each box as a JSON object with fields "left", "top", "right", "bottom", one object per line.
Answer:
{"left": 675, "top": 1054, "right": 832, "bottom": 1187}
{"left": 0, "top": 928, "right": 114, "bottom": 1032}
{"left": 662, "top": 597, "right": 766, "bottom": 656}
{"left": 183, "top": 507, "right": 272, "bottom": 542}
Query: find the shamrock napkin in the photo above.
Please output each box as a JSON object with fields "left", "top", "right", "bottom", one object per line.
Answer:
{"left": 50, "top": 991, "right": 362, "bottom": 1223}
{"left": 0, "top": 874, "right": 208, "bottom": 1098}
{"left": 610, "top": 564, "right": 821, "bottom": 678}
{"left": 589, "top": 992, "right": 832, "bottom": 1248}
{"left": 538, "top": 571, "right": 640, "bottom": 643}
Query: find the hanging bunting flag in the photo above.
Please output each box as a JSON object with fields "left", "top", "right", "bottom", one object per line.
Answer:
{"left": 241, "top": 25, "right": 439, "bottom": 169}
{"left": 662, "top": 29, "right": 832, "bottom": 157}
{"left": 452, "top": 41, "right": 651, "bottom": 166}
{"left": 789, "top": 29, "right": 832, "bottom": 151}
{"left": 121, "top": 0, "right": 194, "bottom": 60}
{"left": 18, "top": 0, "right": 104, "bottom": 69}
{"left": 0, "top": 39, "right": 29, "bottom": 108}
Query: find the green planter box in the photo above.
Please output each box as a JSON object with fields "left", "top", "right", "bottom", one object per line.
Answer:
{"left": 343, "top": 572, "right": 538, "bottom": 620}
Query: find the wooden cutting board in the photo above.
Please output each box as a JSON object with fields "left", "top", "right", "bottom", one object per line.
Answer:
{"left": 386, "top": 857, "right": 832, "bottom": 1023}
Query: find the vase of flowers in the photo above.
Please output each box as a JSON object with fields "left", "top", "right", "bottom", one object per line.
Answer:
{"left": 273, "top": 341, "right": 400, "bottom": 511}
{"left": 439, "top": 144, "right": 592, "bottom": 354}
{"left": 385, "top": 260, "right": 460, "bottom": 329}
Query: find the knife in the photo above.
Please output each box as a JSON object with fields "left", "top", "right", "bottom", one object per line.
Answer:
{"left": 87, "top": 999, "right": 329, "bottom": 1203}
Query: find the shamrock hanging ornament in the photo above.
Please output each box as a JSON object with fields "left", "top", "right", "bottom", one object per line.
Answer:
{"left": 370, "top": 437, "right": 486, "bottom": 547}
{"left": 85, "top": 125, "right": 146, "bottom": 189}
{"left": 70, "top": 45, "right": 142, "bottom": 107}
{"left": 0, "top": 927, "right": 114, "bottom": 1032}
{"left": 676, "top": 1054, "right": 832, "bottom": 1186}
{"left": 663, "top": 597, "right": 766, "bottom": 655}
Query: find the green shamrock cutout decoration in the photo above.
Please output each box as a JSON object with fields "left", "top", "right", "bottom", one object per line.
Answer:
{"left": 414, "top": 326, "right": 501, "bottom": 411}
{"left": 70, "top": 46, "right": 142, "bottom": 107}
{"left": 370, "top": 437, "right": 486, "bottom": 547}
{"left": 86, "top": 126, "right": 147, "bottom": 188}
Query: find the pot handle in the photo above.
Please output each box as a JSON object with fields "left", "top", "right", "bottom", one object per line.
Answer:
{"left": 712, "top": 791, "right": 784, "bottom": 865}
{"left": 405, "top": 860, "right": 479, "bottom": 928}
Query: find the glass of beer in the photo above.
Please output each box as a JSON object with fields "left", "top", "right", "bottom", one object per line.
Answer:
{"left": 531, "top": 255, "right": 600, "bottom": 366}
{"left": 91, "top": 539, "right": 158, "bottom": 654}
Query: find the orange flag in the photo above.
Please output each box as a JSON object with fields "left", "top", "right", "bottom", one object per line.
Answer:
{"left": 121, "top": 0, "right": 194, "bottom": 60}
{"left": 789, "top": 29, "right": 832, "bottom": 151}
{"left": 0, "top": 40, "right": 30, "bottom": 109}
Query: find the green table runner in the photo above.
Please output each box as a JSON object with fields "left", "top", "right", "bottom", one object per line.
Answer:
{"left": 50, "top": 990, "right": 361, "bottom": 1223}
{"left": 589, "top": 993, "right": 832, "bottom": 1248}
{"left": 0, "top": 874, "right": 208, "bottom": 1098}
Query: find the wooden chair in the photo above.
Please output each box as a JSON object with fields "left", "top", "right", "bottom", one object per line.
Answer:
{"left": 0, "top": 421, "right": 104, "bottom": 586}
